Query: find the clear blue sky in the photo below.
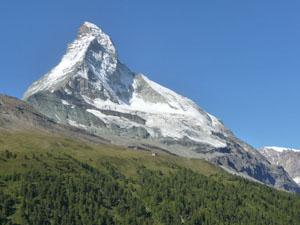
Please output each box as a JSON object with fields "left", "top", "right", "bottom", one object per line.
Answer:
{"left": 1, "top": 0, "right": 300, "bottom": 149}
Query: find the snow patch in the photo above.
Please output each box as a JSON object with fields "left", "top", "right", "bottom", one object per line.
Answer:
{"left": 67, "top": 119, "right": 88, "bottom": 129}
{"left": 61, "top": 100, "right": 70, "bottom": 106}
{"left": 293, "top": 176, "right": 300, "bottom": 185}
{"left": 264, "top": 146, "right": 300, "bottom": 153}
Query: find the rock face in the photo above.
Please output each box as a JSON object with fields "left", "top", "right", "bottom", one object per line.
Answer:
{"left": 23, "top": 22, "right": 300, "bottom": 193}
{"left": 261, "top": 147, "right": 300, "bottom": 186}
{"left": 0, "top": 94, "right": 57, "bottom": 131}
{"left": 0, "top": 94, "right": 108, "bottom": 144}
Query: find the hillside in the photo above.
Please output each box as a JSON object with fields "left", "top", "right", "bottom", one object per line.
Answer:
{"left": 1, "top": 95, "right": 300, "bottom": 225}
{"left": 1, "top": 131, "right": 300, "bottom": 225}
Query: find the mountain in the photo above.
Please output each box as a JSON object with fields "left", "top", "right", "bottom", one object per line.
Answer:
{"left": 261, "top": 147, "right": 300, "bottom": 185}
{"left": 23, "top": 21, "right": 300, "bottom": 193}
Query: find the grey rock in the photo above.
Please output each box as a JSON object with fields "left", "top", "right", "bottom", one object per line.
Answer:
{"left": 261, "top": 147, "right": 300, "bottom": 186}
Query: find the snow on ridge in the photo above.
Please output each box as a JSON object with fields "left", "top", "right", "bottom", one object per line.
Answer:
{"left": 140, "top": 75, "right": 198, "bottom": 112}
{"left": 23, "top": 22, "right": 116, "bottom": 100}
{"left": 82, "top": 21, "right": 101, "bottom": 30}
{"left": 23, "top": 34, "right": 95, "bottom": 100}
{"left": 136, "top": 75, "right": 225, "bottom": 131}
{"left": 263, "top": 146, "right": 300, "bottom": 153}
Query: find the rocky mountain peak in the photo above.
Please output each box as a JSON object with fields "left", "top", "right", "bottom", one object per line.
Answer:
{"left": 23, "top": 21, "right": 119, "bottom": 100}
{"left": 77, "top": 21, "right": 116, "bottom": 55}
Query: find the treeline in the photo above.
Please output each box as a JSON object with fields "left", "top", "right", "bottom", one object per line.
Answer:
{"left": 0, "top": 156, "right": 300, "bottom": 225}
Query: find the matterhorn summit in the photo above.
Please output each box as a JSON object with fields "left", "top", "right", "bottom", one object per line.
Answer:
{"left": 23, "top": 22, "right": 128, "bottom": 103}
{"left": 23, "top": 22, "right": 300, "bottom": 193}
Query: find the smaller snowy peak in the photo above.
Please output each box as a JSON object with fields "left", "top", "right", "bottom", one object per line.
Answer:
{"left": 261, "top": 146, "right": 300, "bottom": 186}
{"left": 263, "top": 146, "right": 300, "bottom": 153}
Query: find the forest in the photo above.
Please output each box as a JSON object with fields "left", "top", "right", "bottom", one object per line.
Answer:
{"left": 0, "top": 132, "right": 300, "bottom": 225}
{"left": 1, "top": 152, "right": 300, "bottom": 224}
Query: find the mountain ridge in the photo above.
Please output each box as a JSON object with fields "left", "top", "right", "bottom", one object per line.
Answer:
{"left": 23, "top": 21, "right": 300, "bottom": 193}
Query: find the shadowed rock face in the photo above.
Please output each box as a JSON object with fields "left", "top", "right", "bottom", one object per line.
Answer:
{"left": 261, "top": 147, "right": 300, "bottom": 186}
{"left": 22, "top": 22, "right": 300, "bottom": 193}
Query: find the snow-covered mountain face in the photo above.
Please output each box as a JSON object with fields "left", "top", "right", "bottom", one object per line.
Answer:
{"left": 23, "top": 22, "right": 300, "bottom": 193}
{"left": 261, "top": 147, "right": 300, "bottom": 185}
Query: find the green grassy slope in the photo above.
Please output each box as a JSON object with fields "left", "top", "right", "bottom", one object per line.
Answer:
{"left": 0, "top": 131, "right": 220, "bottom": 177}
{"left": 0, "top": 130, "right": 300, "bottom": 225}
